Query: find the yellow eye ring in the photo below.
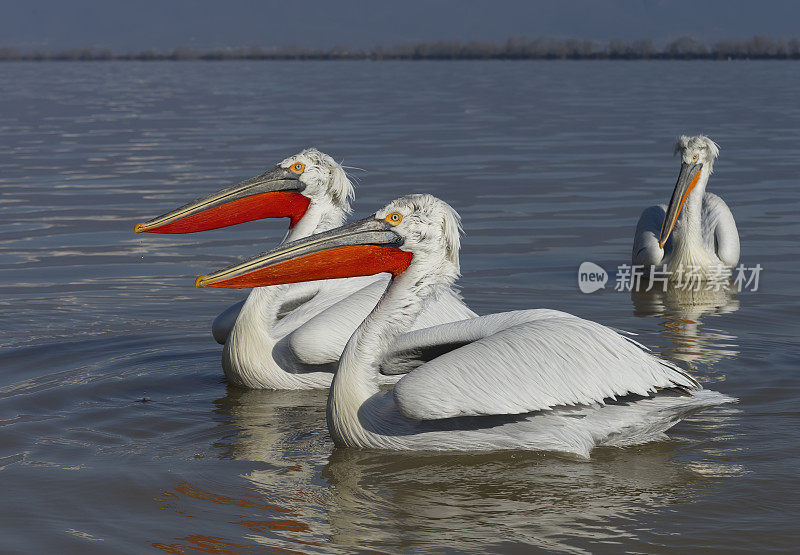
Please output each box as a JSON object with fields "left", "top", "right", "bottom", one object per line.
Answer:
{"left": 290, "top": 162, "right": 305, "bottom": 174}
{"left": 385, "top": 212, "right": 403, "bottom": 225}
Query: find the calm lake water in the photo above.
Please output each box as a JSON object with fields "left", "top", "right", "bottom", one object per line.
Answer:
{"left": 1, "top": 60, "right": 799, "bottom": 553}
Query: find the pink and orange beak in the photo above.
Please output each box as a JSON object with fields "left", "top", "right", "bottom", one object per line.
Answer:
{"left": 658, "top": 162, "right": 703, "bottom": 249}
{"left": 133, "top": 166, "right": 310, "bottom": 234}
{"left": 194, "top": 217, "right": 413, "bottom": 289}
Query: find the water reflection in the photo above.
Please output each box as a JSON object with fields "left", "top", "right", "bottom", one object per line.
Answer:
{"left": 205, "top": 385, "right": 740, "bottom": 552}
{"left": 152, "top": 480, "right": 321, "bottom": 554}
{"left": 213, "top": 387, "right": 329, "bottom": 463}
{"left": 319, "top": 447, "right": 718, "bottom": 551}
{"left": 148, "top": 388, "right": 334, "bottom": 553}
{"left": 632, "top": 284, "right": 740, "bottom": 370}
{"left": 153, "top": 533, "right": 289, "bottom": 554}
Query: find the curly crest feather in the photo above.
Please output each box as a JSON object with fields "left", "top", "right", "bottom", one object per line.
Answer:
{"left": 281, "top": 148, "right": 355, "bottom": 213}
{"left": 674, "top": 135, "right": 720, "bottom": 172}
{"left": 377, "top": 194, "right": 462, "bottom": 277}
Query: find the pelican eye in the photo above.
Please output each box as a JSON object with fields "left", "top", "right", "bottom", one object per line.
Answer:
{"left": 290, "top": 162, "right": 305, "bottom": 174}
{"left": 691, "top": 154, "right": 699, "bottom": 163}
{"left": 385, "top": 212, "right": 403, "bottom": 225}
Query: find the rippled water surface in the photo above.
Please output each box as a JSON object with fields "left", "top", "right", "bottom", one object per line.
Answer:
{"left": 1, "top": 61, "right": 799, "bottom": 552}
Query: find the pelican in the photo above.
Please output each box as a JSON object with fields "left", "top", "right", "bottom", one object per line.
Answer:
{"left": 196, "top": 194, "right": 732, "bottom": 455}
{"left": 633, "top": 136, "right": 739, "bottom": 279}
{"left": 135, "top": 150, "right": 475, "bottom": 389}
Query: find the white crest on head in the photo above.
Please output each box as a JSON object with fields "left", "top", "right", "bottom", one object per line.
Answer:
{"left": 674, "top": 135, "right": 720, "bottom": 173}
{"left": 375, "top": 194, "right": 463, "bottom": 279}
{"left": 280, "top": 148, "right": 355, "bottom": 213}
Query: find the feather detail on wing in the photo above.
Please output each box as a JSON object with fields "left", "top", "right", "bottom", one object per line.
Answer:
{"left": 212, "top": 299, "right": 246, "bottom": 345}
{"left": 288, "top": 278, "right": 388, "bottom": 365}
{"left": 381, "top": 310, "right": 561, "bottom": 375}
{"left": 632, "top": 204, "right": 668, "bottom": 267}
{"left": 288, "top": 279, "right": 477, "bottom": 367}
{"left": 392, "top": 310, "right": 700, "bottom": 421}
{"left": 701, "top": 192, "right": 740, "bottom": 268}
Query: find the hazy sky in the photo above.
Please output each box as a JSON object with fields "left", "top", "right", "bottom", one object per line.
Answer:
{"left": 2, "top": 0, "right": 798, "bottom": 50}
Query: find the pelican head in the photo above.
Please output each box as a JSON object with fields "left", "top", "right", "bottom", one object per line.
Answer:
{"left": 658, "top": 135, "right": 720, "bottom": 248}
{"left": 134, "top": 148, "right": 354, "bottom": 234}
{"left": 194, "top": 194, "right": 462, "bottom": 290}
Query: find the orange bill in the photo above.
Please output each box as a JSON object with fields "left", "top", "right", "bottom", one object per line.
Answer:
{"left": 134, "top": 166, "right": 309, "bottom": 234}
{"left": 658, "top": 162, "right": 702, "bottom": 249}
{"left": 196, "top": 217, "right": 412, "bottom": 289}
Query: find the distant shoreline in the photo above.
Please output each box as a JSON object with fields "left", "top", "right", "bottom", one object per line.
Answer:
{"left": 2, "top": 36, "right": 799, "bottom": 61}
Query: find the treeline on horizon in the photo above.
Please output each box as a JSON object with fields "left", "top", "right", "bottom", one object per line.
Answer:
{"left": 2, "top": 36, "right": 800, "bottom": 61}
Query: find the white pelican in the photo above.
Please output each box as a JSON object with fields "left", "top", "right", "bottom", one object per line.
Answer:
{"left": 135, "top": 150, "right": 475, "bottom": 389}
{"left": 633, "top": 136, "right": 739, "bottom": 279}
{"left": 196, "top": 194, "right": 732, "bottom": 455}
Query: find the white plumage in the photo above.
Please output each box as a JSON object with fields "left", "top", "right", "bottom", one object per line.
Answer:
{"left": 210, "top": 150, "right": 476, "bottom": 389}
{"left": 221, "top": 274, "right": 475, "bottom": 390}
{"left": 328, "top": 196, "right": 732, "bottom": 454}
{"left": 390, "top": 310, "right": 698, "bottom": 420}
{"left": 633, "top": 135, "right": 740, "bottom": 278}
{"left": 200, "top": 194, "right": 733, "bottom": 455}
{"left": 212, "top": 148, "right": 357, "bottom": 345}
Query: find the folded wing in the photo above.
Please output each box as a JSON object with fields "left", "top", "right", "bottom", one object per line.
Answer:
{"left": 212, "top": 299, "right": 246, "bottom": 345}
{"left": 632, "top": 204, "right": 668, "bottom": 267}
{"left": 702, "top": 192, "right": 740, "bottom": 268}
{"left": 392, "top": 310, "right": 700, "bottom": 421}
{"left": 287, "top": 277, "right": 388, "bottom": 365}
{"left": 290, "top": 280, "right": 477, "bottom": 368}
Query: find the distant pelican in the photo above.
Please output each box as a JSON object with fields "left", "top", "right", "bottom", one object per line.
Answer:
{"left": 196, "top": 194, "right": 731, "bottom": 455}
{"left": 633, "top": 136, "right": 739, "bottom": 278}
{"left": 135, "top": 150, "right": 475, "bottom": 389}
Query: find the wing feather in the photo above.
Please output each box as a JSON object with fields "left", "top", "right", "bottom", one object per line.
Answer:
{"left": 702, "top": 192, "right": 740, "bottom": 267}
{"left": 289, "top": 280, "right": 477, "bottom": 367}
{"left": 212, "top": 299, "right": 245, "bottom": 345}
{"left": 288, "top": 278, "right": 388, "bottom": 365}
{"left": 632, "top": 204, "right": 668, "bottom": 266}
{"left": 381, "top": 310, "right": 561, "bottom": 375}
{"left": 392, "top": 311, "right": 699, "bottom": 421}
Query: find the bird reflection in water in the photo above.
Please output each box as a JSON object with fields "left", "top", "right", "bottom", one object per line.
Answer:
{"left": 212, "top": 386, "right": 330, "bottom": 462}
{"left": 318, "top": 444, "right": 738, "bottom": 551}
{"left": 144, "top": 384, "right": 740, "bottom": 552}
{"left": 150, "top": 387, "right": 332, "bottom": 553}
{"left": 631, "top": 282, "right": 740, "bottom": 370}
